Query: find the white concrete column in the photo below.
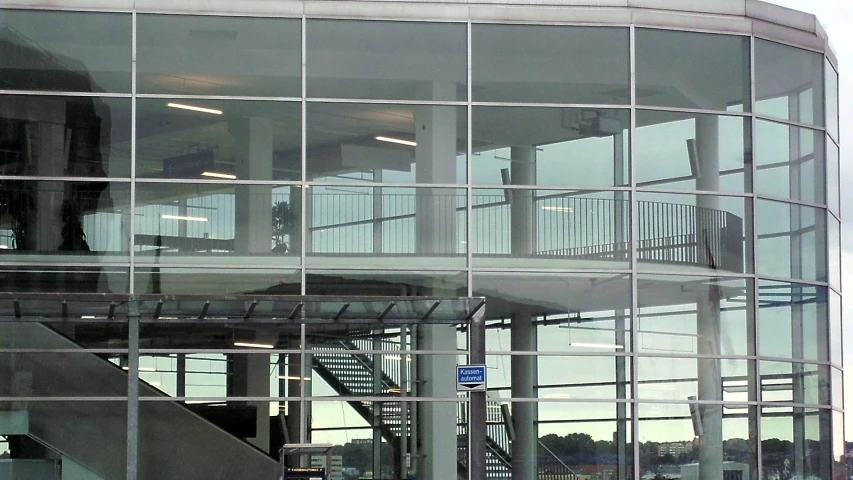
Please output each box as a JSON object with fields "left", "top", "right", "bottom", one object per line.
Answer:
{"left": 414, "top": 82, "right": 458, "bottom": 480}
{"left": 695, "top": 115, "right": 723, "bottom": 480}
{"left": 230, "top": 354, "right": 271, "bottom": 452}
{"left": 232, "top": 117, "right": 273, "bottom": 254}
{"left": 510, "top": 147, "right": 535, "bottom": 255}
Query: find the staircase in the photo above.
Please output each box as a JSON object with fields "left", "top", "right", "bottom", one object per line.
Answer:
{"left": 311, "top": 337, "right": 513, "bottom": 479}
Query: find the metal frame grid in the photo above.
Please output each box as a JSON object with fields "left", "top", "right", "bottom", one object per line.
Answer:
{"left": 0, "top": 3, "right": 842, "bottom": 480}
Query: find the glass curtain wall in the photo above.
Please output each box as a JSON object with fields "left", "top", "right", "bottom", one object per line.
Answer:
{"left": 0, "top": 7, "right": 840, "bottom": 480}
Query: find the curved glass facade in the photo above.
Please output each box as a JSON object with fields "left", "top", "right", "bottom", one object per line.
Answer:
{"left": 0, "top": 4, "right": 841, "bottom": 480}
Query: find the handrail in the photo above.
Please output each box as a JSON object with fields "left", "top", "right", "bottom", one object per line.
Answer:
{"left": 538, "top": 440, "right": 578, "bottom": 480}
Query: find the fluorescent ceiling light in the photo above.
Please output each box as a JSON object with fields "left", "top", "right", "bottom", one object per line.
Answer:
{"left": 278, "top": 375, "right": 311, "bottom": 381}
{"left": 122, "top": 366, "right": 156, "bottom": 372}
{"left": 385, "top": 355, "right": 412, "bottom": 362}
{"left": 0, "top": 245, "right": 8, "bottom": 249}
{"left": 233, "top": 341, "right": 274, "bottom": 349}
{"left": 161, "top": 214, "right": 208, "bottom": 222}
{"left": 167, "top": 102, "right": 223, "bottom": 115}
{"left": 569, "top": 342, "right": 624, "bottom": 349}
{"left": 375, "top": 136, "right": 417, "bottom": 147}
{"left": 201, "top": 171, "right": 237, "bottom": 180}
{"left": 542, "top": 206, "right": 574, "bottom": 213}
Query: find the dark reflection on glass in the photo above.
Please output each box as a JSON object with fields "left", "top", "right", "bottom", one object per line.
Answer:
{"left": 756, "top": 200, "right": 827, "bottom": 282}
{"left": 134, "top": 268, "right": 300, "bottom": 295}
{"left": 307, "top": 20, "right": 466, "bottom": 101}
{"left": 829, "top": 292, "right": 841, "bottom": 366}
{"left": 0, "top": 9, "right": 131, "bottom": 93}
{"left": 135, "top": 98, "right": 300, "bottom": 180}
{"left": 472, "top": 106, "right": 629, "bottom": 187}
{"left": 755, "top": 120, "right": 824, "bottom": 204}
{"left": 137, "top": 14, "right": 300, "bottom": 97}
{"left": 827, "top": 138, "right": 839, "bottom": 214}
{"left": 635, "top": 275, "right": 753, "bottom": 356}
{"left": 307, "top": 102, "right": 467, "bottom": 184}
{"left": 472, "top": 25, "right": 630, "bottom": 104}
{"left": 537, "top": 402, "right": 632, "bottom": 480}
{"left": 306, "top": 269, "right": 465, "bottom": 296}
{"left": 826, "top": 59, "right": 839, "bottom": 140}
{"left": 638, "top": 403, "right": 757, "bottom": 480}
{"left": 0, "top": 180, "right": 129, "bottom": 259}
{"left": 760, "top": 407, "right": 832, "bottom": 480}
{"left": 755, "top": 39, "right": 824, "bottom": 126}
{"left": 134, "top": 183, "right": 302, "bottom": 262}
{"left": 636, "top": 193, "right": 751, "bottom": 274}
{"left": 635, "top": 110, "right": 751, "bottom": 192}
{"left": 0, "top": 95, "right": 131, "bottom": 177}
{"left": 0, "top": 401, "right": 127, "bottom": 480}
{"left": 758, "top": 280, "right": 828, "bottom": 362}
{"left": 307, "top": 186, "right": 466, "bottom": 260}
{"left": 636, "top": 29, "right": 750, "bottom": 111}
{"left": 0, "top": 266, "right": 128, "bottom": 293}
{"left": 472, "top": 189, "right": 630, "bottom": 268}
{"left": 829, "top": 215, "right": 840, "bottom": 289}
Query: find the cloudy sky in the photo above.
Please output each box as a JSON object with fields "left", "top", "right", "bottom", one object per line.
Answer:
{"left": 762, "top": 0, "right": 852, "bottom": 435}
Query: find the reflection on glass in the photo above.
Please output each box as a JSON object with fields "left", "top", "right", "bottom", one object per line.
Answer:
{"left": 756, "top": 200, "right": 827, "bottom": 282}
{"left": 308, "top": 186, "right": 466, "bottom": 260}
{"left": 134, "top": 183, "right": 301, "bottom": 262}
{"left": 760, "top": 361, "right": 828, "bottom": 405}
{"left": 636, "top": 357, "right": 750, "bottom": 402}
{"left": 537, "top": 402, "right": 632, "bottom": 479}
{"left": 827, "top": 138, "right": 840, "bottom": 214}
{"left": 638, "top": 403, "right": 756, "bottom": 480}
{"left": 307, "top": 20, "right": 466, "bottom": 101}
{"left": 760, "top": 407, "right": 832, "bottom": 480}
{"left": 134, "top": 268, "right": 300, "bottom": 295}
{"left": 0, "top": 9, "right": 132, "bottom": 92}
{"left": 0, "top": 95, "right": 131, "bottom": 177}
{"left": 755, "top": 120, "right": 824, "bottom": 204}
{"left": 472, "top": 25, "right": 629, "bottom": 104}
{"left": 758, "top": 280, "right": 828, "bottom": 363}
{"left": 0, "top": 266, "right": 128, "bottom": 293}
{"left": 828, "top": 215, "right": 840, "bottom": 289}
{"left": 137, "top": 15, "right": 300, "bottom": 96}
{"left": 135, "top": 99, "right": 300, "bottom": 180}
{"left": 537, "top": 356, "right": 627, "bottom": 399}
{"left": 825, "top": 59, "right": 839, "bottom": 141}
{"left": 307, "top": 103, "right": 466, "bottom": 184}
{"left": 472, "top": 189, "right": 630, "bottom": 268}
{"left": 831, "top": 368, "right": 842, "bottom": 409}
{"left": 755, "top": 39, "right": 824, "bottom": 126}
{"left": 636, "top": 111, "right": 750, "bottom": 192}
{"left": 0, "top": 180, "right": 129, "bottom": 260}
{"left": 306, "top": 270, "right": 465, "bottom": 296}
{"left": 636, "top": 193, "right": 750, "bottom": 273}
{"left": 636, "top": 29, "right": 750, "bottom": 111}
{"left": 472, "top": 106, "right": 629, "bottom": 187}
{"left": 829, "top": 292, "right": 841, "bottom": 366}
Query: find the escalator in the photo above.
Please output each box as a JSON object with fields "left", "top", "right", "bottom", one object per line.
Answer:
{"left": 0, "top": 322, "right": 279, "bottom": 480}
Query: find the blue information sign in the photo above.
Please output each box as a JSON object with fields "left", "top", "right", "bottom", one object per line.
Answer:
{"left": 456, "top": 365, "right": 487, "bottom": 391}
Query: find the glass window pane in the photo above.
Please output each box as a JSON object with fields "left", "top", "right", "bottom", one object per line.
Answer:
{"left": 639, "top": 403, "right": 757, "bottom": 480}
{"left": 755, "top": 120, "right": 824, "bottom": 204}
{"left": 831, "top": 367, "right": 842, "bottom": 408}
{"left": 536, "top": 355, "right": 627, "bottom": 399}
{"left": 307, "top": 103, "right": 466, "bottom": 184}
{"left": 472, "top": 106, "right": 629, "bottom": 187}
{"left": 0, "top": 9, "right": 131, "bottom": 93}
{"left": 636, "top": 356, "right": 750, "bottom": 403}
{"left": 758, "top": 280, "right": 828, "bottom": 362}
{"left": 137, "top": 15, "right": 300, "bottom": 97}
{"left": 472, "top": 25, "right": 629, "bottom": 104}
{"left": 307, "top": 186, "right": 466, "bottom": 266}
{"left": 0, "top": 180, "right": 129, "bottom": 261}
{"left": 134, "top": 268, "right": 300, "bottom": 295}
{"left": 756, "top": 200, "right": 827, "bottom": 282}
{"left": 134, "top": 183, "right": 301, "bottom": 266}
{"left": 472, "top": 272, "right": 631, "bottom": 353}
{"left": 825, "top": 59, "right": 839, "bottom": 141}
{"left": 307, "top": 20, "right": 466, "bottom": 101}
{"left": 636, "top": 111, "right": 751, "bottom": 192}
{"left": 760, "top": 362, "right": 828, "bottom": 406}
{"left": 0, "top": 95, "right": 131, "bottom": 178}
{"left": 755, "top": 39, "right": 824, "bottom": 126}
{"left": 829, "top": 214, "right": 840, "bottom": 289}
{"left": 827, "top": 137, "right": 839, "bottom": 214}
{"left": 472, "top": 189, "right": 630, "bottom": 269}
{"left": 135, "top": 99, "right": 300, "bottom": 181}
{"left": 0, "top": 266, "right": 128, "bottom": 293}
{"left": 637, "top": 275, "right": 753, "bottom": 357}
{"left": 305, "top": 270, "right": 465, "bottom": 297}
{"left": 761, "top": 407, "right": 832, "bottom": 480}
{"left": 830, "top": 291, "right": 841, "bottom": 365}
{"left": 636, "top": 29, "right": 750, "bottom": 111}
{"left": 636, "top": 193, "right": 751, "bottom": 274}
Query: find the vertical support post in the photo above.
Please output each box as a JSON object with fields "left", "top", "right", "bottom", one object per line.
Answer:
{"left": 399, "top": 327, "right": 410, "bottom": 480}
{"left": 613, "top": 131, "right": 629, "bottom": 480}
{"left": 695, "top": 115, "right": 723, "bottom": 480}
{"left": 176, "top": 354, "right": 186, "bottom": 398}
{"left": 510, "top": 312, "right": 537, "bottom": 480}
{"left": 372, "top": 333, "right": 382, "bottom": 477}
{"left": 469, "top": 307, "right": 487, "bottom": 480}
{"left": 127, "top": 302, "right": 140, "bottom": 480}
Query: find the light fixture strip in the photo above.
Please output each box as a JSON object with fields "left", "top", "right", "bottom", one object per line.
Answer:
{"left": 166, "top": 102, "right": 223, "bottom": 115}
{"left": 161, "top": 214, "right": 208, "bottom": 222}
{"left": 201, "top": 171, "right": 237, "bottom": 180}
{"left": 233, "top": 341, "right": 274, "bottom": 349}
{"left": 375, "top": 135, "right": 417, "bottom": 147}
